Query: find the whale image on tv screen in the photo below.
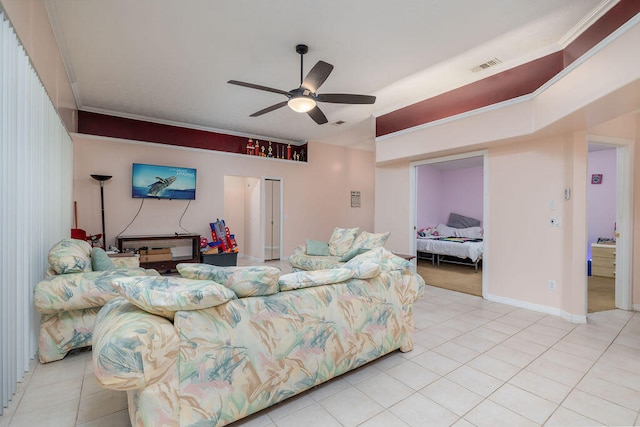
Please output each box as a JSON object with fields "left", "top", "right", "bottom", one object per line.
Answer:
{"left": 132, "top": 163, "right": 196, "bottom": 200}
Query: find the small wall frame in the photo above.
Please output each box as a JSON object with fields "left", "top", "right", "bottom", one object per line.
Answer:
{"left": 351, "top": 191, "right": 361, "bottom": 208}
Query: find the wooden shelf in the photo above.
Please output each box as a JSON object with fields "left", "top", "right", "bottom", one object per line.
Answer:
{"left": 117, "top": 234, "right": 201, "bottom": 272}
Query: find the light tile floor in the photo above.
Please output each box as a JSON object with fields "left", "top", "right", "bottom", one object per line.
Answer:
{"left": 2, "top": 260, "right": 640, "bottom": 426}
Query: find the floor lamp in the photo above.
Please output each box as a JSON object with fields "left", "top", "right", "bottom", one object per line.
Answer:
{"left": 91, "top": 174, "right": 112, "bottom": 249}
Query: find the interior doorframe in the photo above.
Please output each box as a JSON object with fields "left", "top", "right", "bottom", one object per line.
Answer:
{"left": 587, "top": 136, "right": 633, "bottom": 311}
{"left": 261, "top": 177, "right": 283, "bottom": 262}
{"left": 409, "top": 149, "right": 489, "bottom": 297}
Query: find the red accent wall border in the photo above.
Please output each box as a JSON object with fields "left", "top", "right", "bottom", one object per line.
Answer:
{"left": 376, "top": 0, "right": 640, "bottom": 138}
{"left": 78, "top": 111, "right": 307, "bottom": 161}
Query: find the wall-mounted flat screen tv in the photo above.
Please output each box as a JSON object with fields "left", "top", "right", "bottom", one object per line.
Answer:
{"left": 132, "top": 163, "right": 196, "bottom": 200}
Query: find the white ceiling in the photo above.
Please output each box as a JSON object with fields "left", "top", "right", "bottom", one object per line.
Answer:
{"left": 45, "top": 0, "right": 616, "bottom": 150}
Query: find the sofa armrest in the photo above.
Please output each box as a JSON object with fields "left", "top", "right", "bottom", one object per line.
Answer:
{"left": 92, "top": 297, "right": 179, "bottom": 391}
{"left": 34, "top": 268, "right": 151, "bottom": 313}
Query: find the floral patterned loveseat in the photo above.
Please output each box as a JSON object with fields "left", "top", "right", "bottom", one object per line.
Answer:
{"left": 92, "top": 247, "right": 425, "bottom": 427}
{"left": 33, "top": 238, "right": 159, "bottom": 363}
{"left": 288, "top": 227, "right": 391, "bottom": 271}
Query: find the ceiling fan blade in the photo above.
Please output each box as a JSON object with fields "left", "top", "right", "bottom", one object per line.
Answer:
{"left": 228, "top": 80, "right": 289, "bottom": 96}
{"left": 316, "top": 93, "right": 376, "bottom": 104}
{"left": 301, "top": 61, "right": 334, "bottom": 93}
{"left": 307, "top": 106, "right": 328, "bottom": 125}
{"left": 250, "top": 101, "right": 288, "bottom": 117}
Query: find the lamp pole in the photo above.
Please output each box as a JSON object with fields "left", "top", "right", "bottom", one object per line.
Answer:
{"left": 91, "top": 175, "right": 112, "bottom": 249}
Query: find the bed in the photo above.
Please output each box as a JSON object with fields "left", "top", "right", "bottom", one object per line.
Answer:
{"left": 416, "top": 214, "right": 484, "bottom": 272}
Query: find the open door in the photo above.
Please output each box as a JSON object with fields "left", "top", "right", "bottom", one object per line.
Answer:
{"left": 264, "top": 178, "right": 282, "bottom": 261}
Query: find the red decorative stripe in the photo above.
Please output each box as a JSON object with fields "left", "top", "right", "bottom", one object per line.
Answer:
{"left": 78, "top": 111, "right": 307, "bottom": 160}
{"left": 376, "top": 0, "right": 640, "bottom": 138}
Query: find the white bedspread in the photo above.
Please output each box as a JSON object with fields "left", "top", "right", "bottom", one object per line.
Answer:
{"left": 417, "top": 237, "right": 484, "bottom": 262}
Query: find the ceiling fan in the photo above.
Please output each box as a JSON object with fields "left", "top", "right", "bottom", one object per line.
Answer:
{"left": 228, "top": 44, "right": 376, "bottom": 125}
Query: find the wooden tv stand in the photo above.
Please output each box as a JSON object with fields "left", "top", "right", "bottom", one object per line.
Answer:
{"left": 117, "top": 234, "right": 201, "bottom": 272}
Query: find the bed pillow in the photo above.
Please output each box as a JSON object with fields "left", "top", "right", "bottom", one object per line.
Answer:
{"left": 435, "top": 223, "right": 458, "bottom": 237}
{"left": 447, "top": 213, "right": 481, "bottom": 229}
{"left": 328, "top": 227, "right": 359, "bottom": 256}
{"left": 110, "top": 276, "right": 236, "bottom": 319}
{"left": 455, "top": 226, "right": 483, "bottom": 239}
{"left": 306, "top": 239, "right": 330, "bottom": 256}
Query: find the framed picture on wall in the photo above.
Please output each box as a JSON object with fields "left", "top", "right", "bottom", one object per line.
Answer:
{"left": 591, "top": 174, "right": 603, "bottom": 184}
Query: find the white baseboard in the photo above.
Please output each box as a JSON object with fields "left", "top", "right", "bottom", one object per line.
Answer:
{"left": 485, "top": 293, "right": 587, "bottom": 324}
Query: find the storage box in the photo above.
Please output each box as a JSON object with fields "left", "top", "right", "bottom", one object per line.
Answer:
{"left": 139, "top": 253, "right": 173, "bottom": 263}
{"left": 202, "top": 252, "right": 238, "bottom": 267}
{"left": 140, "top": 248, "right": 171, "bottom": 255}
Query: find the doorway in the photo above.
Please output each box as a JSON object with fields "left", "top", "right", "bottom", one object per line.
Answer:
{"left": 263, "top": 178, "right": 282, "bottom": 261}
{"left": 586, "top": 141, "right": 632, "bottom": 313}
{"left": 410, "top": 151, "right": 488, "bottom": 297}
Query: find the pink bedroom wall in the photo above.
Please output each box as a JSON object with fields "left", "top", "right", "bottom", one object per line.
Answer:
{"left": 417, "top": 165, "right": 484, "bottom": 228}
{"left": 72, "top": 134, "right": 375, "bottom": 258}
{"left": 587, "top": 148, "right": 617, "bottom": 256}
{"left": 439, "top": 166, "right": 483, "bottom": 226}
{"left": 416, "top": 165, "right": 442, "bottom": 228}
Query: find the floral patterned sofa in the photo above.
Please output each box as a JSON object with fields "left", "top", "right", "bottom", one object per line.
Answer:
{"left": 288, "top": 227, "right": 391, "bottom": 271}
{"left": 33, "top": 238, "right": 159, "bottom": 363}
{"left": 92, "top": 248, "right": 425, "bottom": 427}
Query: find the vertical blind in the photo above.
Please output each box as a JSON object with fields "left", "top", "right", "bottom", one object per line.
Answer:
{"left": 0, "top": 9, "right": 73, "bottom": 414}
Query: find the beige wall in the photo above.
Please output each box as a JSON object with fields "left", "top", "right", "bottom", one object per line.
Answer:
{"left": 1, "top": 0, "right": 77, "bottom": 131}
{"left": 73, "top": 134, "right": 375, "bottom": 258}
{"left": 374, "top": 20, "right": 640, "bottom": 319}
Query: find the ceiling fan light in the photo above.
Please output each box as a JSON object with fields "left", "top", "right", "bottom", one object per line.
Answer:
{"left": 288, "top": 96, "right": 316, "bottom": 113}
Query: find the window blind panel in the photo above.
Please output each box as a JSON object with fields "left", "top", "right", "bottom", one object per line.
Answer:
{"left": 0, "top": 10, "right": 72, "bottom": 414}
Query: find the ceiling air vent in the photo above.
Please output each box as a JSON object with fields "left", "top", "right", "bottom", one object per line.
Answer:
{"left": 332, "top": 120, "right": 346, "bottom": 126}
{"left": 471, "top": 57, "right": 502, "bottom": 73}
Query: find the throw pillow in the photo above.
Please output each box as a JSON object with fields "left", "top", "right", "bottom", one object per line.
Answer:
{"left": 48, "top": 238, "right": 93, "bottom": 274}
{"left": 110, "top": 276, "right": 236, "bottom": 319}
{"left": 328, "top": 227, "right": 359, "bottom": 257}
{"left": 177, "top": 263, "right": 280, "bottom": 297}
{"left": 278, "top": 268, "right": 355, "bottom": 291}
{"left": 339, "top": 247, "right": 370, "bottom": 262}
{"left": 306, "top": 239, "right": 330, "bottom": 256}
{"left": 91, "top": 247, "right": 115, "bottom": 271}
{"left": 351, "top": 231, "right": 390, "bottom": 250}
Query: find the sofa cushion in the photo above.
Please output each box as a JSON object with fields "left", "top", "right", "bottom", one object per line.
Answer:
{"left": 328, "top": 227, "right": 359, "bottom": 256}
{"left": 110, "top": 276, "right": 237, "bottom": 319}
{"left": 342, "top": 247, "right": 383, "bottom": 279}
{"left": 351, "top": 231, "right": 390, "bottom": 250}
{"left": 91, "top": 247, "right": 115, "bottom": 271}
{"left": 306, "top": 239, "right": 330, "bottom": 256}
{"left": 278, "top": 268, "right": 354, "bottom": 291}
{"left": 177, "top": 263, "right": 280, "bottom": 298}
{"left": 34, "top": 268, "right": 150, "bottom": 313}
{"left": 93, "top": 297, "right": 179, "bottom": 391}
{"left": 288, "top": 253, "right": 343, "bottom": 271}
{"left": 48, "top": 238, "right": 93, "bottom": 274}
